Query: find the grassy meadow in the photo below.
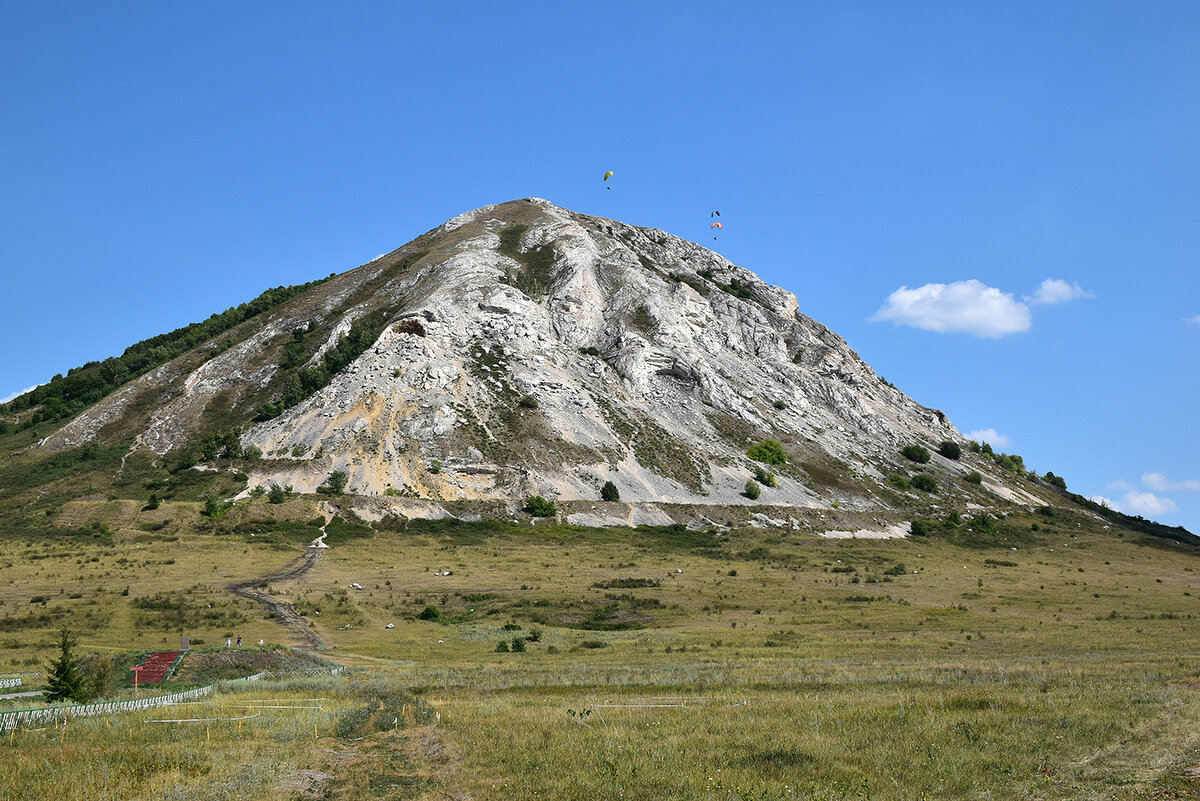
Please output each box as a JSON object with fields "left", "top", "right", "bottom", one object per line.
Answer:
{"left": 2, "top": 494, "right": 1200, "bottom": 799}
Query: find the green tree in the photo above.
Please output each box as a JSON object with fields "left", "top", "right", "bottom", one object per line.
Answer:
{"left": 267, "top": 484, "right": 288, "bottom": 504}
{"left": 320, "top": 470, "right": 349, "bottom": 495}
{"left": 44, "top": 629, "right": 89, "bottom": 703}
{"left": 744, "top": 479, "right": 761, "bottom": 500}
{"left": 600, "top": 481, "right": 620, "bottom": 502}
{"left": 902, "top": 445, "right": 931, "bottom": 464}
{"left": 202, "top": 494, "right": 227, "bottom": 518}
{"left": 937, "top": 441, "right": 962, "bottom": 460}
{"left": 747, "top": 439, "right": 787, "bottom": 465}
{"left": 525, "top": 496, "right": 557, "bottom": 517}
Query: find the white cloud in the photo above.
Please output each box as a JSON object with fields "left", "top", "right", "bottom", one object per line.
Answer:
{"left": 1187, "top": 314, "right": 1200, "bottom": 326}
{"left": 1106, "top": 478, "right": 1134, "bottom": 492}
{"left": 966, "top": 428, "right": 1012, "bottom": 449}
{"left": 1091, "top": 490, "right": 1178, "bottom": 517}
{"left": 870, "top": 280, "right": 1031, "bottom": 337}
{"left": 1142, "top": 471, "right": 1200, "bottom": 492}
{"left": 0, "top": 385, "right": 39, "bottom": 404}
{"left": 1024, "top": 278, "right": 1092, "bottom": 306}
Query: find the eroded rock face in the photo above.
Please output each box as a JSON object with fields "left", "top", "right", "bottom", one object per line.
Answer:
{"left": 39, "top": 198, "right": 967, "bottom": 507}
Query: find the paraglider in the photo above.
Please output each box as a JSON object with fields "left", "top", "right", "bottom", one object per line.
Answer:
{"left": 711, "top": 210, "right": 720, "bottom": 217}
{"left": 603, "top": 171, "right": 614, "bottom": 189}
{"left": 711, "top": 221, "right": 722, "bottom": 240}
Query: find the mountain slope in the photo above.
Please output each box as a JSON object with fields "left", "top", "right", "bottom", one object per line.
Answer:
{"left": 2, "top": 198, "right": 1133, "bottom": 529}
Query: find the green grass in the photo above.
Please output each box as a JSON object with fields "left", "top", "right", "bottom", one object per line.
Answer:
{"left": 1, "top": 495, "right": 1199, "bottom": 799}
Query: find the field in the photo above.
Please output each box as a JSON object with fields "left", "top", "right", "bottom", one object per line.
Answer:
{"left": 2, "top": 495, "right": 1200, "bottom": 799}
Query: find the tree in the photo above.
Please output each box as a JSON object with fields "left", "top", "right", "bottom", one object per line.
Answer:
{"left": 601, "top": 481, "right": 620, "bottom": 502}
{"left": 267, "top": 484, "right": 288, "bottom": 504}
{"left": 902, "top": 445, "right": 931, "bottom": 464}
{"left": 320, "top": 470, "right": 349, "bottom": 495}
{"left": 744, "top": 479, "right": 761, "bottom": 500}
{"left": 937, "top": 441, "right": 962, "bottom": 460}
{"left": 45, "top": 629, "right": 88, "bottom": 703}
{"left": 202, "top": 494, "right": 226, "bottom": 518}
{"left": 747, "top": 439, "right": 787, "bottom": 465}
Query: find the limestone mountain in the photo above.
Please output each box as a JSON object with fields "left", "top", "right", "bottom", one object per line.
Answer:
{"left": 4, "top": 198, "right": 1115, "bottom": 529}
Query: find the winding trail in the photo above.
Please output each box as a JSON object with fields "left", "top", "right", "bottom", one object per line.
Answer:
{"left": 228, "top": 505, "right": 335, "bottom": 650}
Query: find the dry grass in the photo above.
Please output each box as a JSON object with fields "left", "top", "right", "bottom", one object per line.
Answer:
{"left": 2, "top": 498, "right": 1199, "bottom": 799}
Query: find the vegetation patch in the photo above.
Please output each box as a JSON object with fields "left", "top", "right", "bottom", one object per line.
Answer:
{"left": 498, "top": 224, "right": 557, "bottom": 298}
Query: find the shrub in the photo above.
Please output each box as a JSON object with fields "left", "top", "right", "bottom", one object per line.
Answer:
{"left": 937, "top": 441, "right": 962, "bottom": 460}
{"left": 744, "top": 479, "right": 761, "bottom": 500}
{"left": 495, "top": 640, "right": 509, "bottom": 652}
{"left": 747, "top": 439, "right": 787, "bottom": 465}
{"left": 579, "top": 346, "right": 601, "bottom": 356}
{"left": 429, "top": 460, "right": 443, "bottom": 474}
{"left": 518, "top": 395, "right": 539, "bottom": 409}
{"left": 1043, "top": 471, "right": 1067, "bottom": 490}
{"left": 964, "top": 472, "right": 983, "bottom": 485}
{"left": 773, "top": 400, "right": 787, "bottom": 410}
{"left": 887, "top": 473, "right": 910, "bottom": 491}
{"left": 600, "top": 481, "right": 620, "bottom": 502}
{"left": 910, "top": 474, "right": 937, "bottom": 493}
{"left": 753, "top": 466, "right": 778, "bottom": 487}
{"left": 267, "top": 484, "right": 289, "bottom": 504}
{"left": 910, "top": 519, "right": 936, "bottom": 537}
{"left": 417, "top": 605, "right": 441, "bottom": 621}
{"left": 528, "top": 628, "right": 543, "bottom": 642}
{"left": 525, "top": 496, "right": 557, "bottom": 517}
{"left": 901, "top": 445, "right": 931, "bottom": 464}
{"left": 510, "top": 636, "right": 526, "bottom": 652}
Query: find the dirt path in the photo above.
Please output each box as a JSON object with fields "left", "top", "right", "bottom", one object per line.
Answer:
{"left": 228, "top": 504, "right": 335, "bottom": 650}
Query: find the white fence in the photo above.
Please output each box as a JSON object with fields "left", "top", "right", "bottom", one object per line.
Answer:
{"left": 0, "top": 677, "right": 21, "bottom": 689}
{"left": 0, "top": 665, "right": 344, "bottom": 731}
{"left": 0, "top": 685, "right": 216, "bottom": 731}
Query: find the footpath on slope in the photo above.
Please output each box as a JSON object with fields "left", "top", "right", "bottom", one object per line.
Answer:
{"left": 227, "top": 504, "right": 334, "bottom": 650}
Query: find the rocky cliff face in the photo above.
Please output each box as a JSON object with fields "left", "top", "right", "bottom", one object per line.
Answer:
{"left": 38, "top": 198, "right": 1016, "bottom": 513}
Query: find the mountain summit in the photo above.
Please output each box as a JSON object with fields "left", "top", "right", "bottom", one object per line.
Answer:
{"left": 31, "top": 198, "right": 1048, "bottom": 522}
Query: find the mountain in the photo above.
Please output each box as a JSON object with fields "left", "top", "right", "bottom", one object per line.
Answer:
{"left": 1, "top": 198, "right": 1184, "bottom": 536}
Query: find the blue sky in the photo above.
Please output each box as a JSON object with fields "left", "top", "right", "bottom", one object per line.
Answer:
{"left": 2, "top": 2, "right": 1197, "bottom": 531}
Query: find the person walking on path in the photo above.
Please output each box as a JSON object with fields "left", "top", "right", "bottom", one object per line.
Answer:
{"left": 236, "top": 635, "right": 242, "bottom": 648}
{"left": 225, "top": 637, "right": 231, "bottom": 648}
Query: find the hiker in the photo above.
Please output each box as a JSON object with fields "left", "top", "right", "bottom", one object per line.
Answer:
{"left": 258, "top": 639, "right": 264, "bottom": 647}
{"left": 225, "top": 637, "right": 231, "bottom": 648}
{"left": 236, "top": 635, "right": 242, "bottom": 648}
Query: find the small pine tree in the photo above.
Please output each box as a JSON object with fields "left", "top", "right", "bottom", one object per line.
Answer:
{"left": 201, "top": 494, "right": 225, "bottom": 518}
{"left": 267, "top": 484, "right": 288, "bottom": 504}
{"left": 600, "top": 481, "right": 620, "bottom": 502}
{"left": 510, "top": 636, "right": 526, "bottom": 652}
{"left": 320, "top": 470, "right": 349, "bottom": 495}
{"left": 44, "top": 629, "right": 88, "bottom": 703}
{"left": 744, "top": 479, "right": 761, "bottom": 500}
